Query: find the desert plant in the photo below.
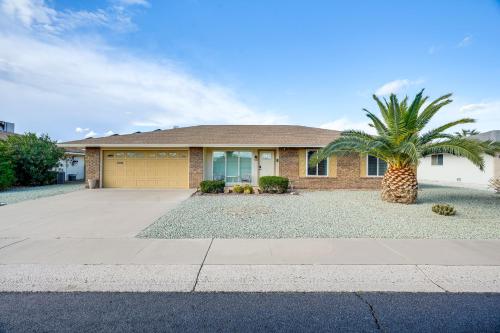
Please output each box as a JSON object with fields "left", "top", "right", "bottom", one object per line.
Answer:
{"left": 432, "top": 204, "right": 456, "bottom": 216}
{"left": 311, "top": 90, "right": 499, "bottom": 204}
{"left": 1, "top": 133, "right": 64, "bottom": 186}
{"left": 243, "top": 184, "right": 254, "bottom": 194}
{"left": 200, "top": 180, "right": 225, "bottom": 193}
{"left": 259, "top": 176, "right": 289, "bottom": 193}
{"left": 233, "top": 184, "right": 244, "bottom": 193}
{"left": 489, "top": 177, "right": 500, "bottom": 194}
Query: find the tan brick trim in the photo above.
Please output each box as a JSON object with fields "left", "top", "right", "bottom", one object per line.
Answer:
{"left": 189, "top": 147, "right": 204, "bottom": 188}
{"left": 84, "top": 147, "right": 101, "bottom": 188}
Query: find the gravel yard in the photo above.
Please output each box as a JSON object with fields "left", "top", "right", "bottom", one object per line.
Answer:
{"left": 139, "top": 185, "right": 500, "bottom": 239}
{"left": 0, "top": 183, "right": 85, "bottom": 205}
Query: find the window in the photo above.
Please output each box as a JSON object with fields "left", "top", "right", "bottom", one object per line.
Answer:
{"left": 431, "top": 154, "right": 443, "bottom": 166}
{"left": 126, "top": 152, "right": 145, "bottom": 158}
{"left": 261, "top": 152, "right": 272, "bottom": 160}
{"left": 307, "top": 150, "right": 327, "bottom": 176}
{"left": 212, "top": 151, "right": 253, "bottom": 183}
{"left": 367, "top": 155, "right": 387, "bottom": 177}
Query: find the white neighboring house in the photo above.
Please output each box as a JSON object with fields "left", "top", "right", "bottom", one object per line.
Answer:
{"left": 418, "top": 130, "right": 500, "bottom": 189}
{"left": 59, "top": 149, "right": 85, "bottom": 181}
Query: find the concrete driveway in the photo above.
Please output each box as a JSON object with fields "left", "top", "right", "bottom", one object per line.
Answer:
{"left": 0, "top": 189, "right": 194, "bottom": 238}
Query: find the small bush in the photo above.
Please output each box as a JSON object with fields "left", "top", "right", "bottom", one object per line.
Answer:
{"left": 259, "top": 176, "right": 289, "bottom": 193}
{"left": 233, "top": 184, "right": 244, "bottom": 193}
{"left": 0, "top": 158, "right": 15, "bottom": 190}
{"left": 432, "top": 204, "right": 456, "bottom": 216}
{"left": 200, "top": 180, "right": 225, "bottom": 193}
{"left": 243, "top": 184, "right": 254, "bottom": 194}
{"left": 489, "top": 177, "right": 500, "bottom": 194}
{"left": 1, "top": 133, "right": 64, "bottom": 186}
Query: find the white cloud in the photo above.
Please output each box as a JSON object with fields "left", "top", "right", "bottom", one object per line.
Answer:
{"left": 458, "top": 35, "right": 472, "bottom": 48}
{"left": 374, "top": 79, "right": 424, "bottom": 96}
{"left": 114, "top": 0, "right": 150, "bottom": 7}
{"left": 458, "top": 101, "right": 500, "bottom": 125}
{"left": 0, "top": 0, "right": 285, "bottom": 141}
{"left": 459, "top": 103, "right": 488, "bottom": 113}
{"left": 104, "top": 130, "right": 114, "bottom": 136}
{"left": 426, "top": 100, "right": 500, "bottom": 133}
{"left": 75, "top": 127, "right": 90, "bottom": 133}
{"left": 84, "top": 130, "right": 97, "bottom": 138}
{"left": 320, "top": 117, "right": 375, "bottom": 134}
{"left": 0, "top": 0, "right": 145, "bottom": 35}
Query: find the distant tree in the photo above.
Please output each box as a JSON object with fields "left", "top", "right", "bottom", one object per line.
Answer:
{"left": 0, "top": 143, "right": 15, "bottom": 190}
{"left": 454, "top": 129, "right": 479, "bottom": 137}
{"left": 2, "top": 133, "right": 64, "bottom": 186}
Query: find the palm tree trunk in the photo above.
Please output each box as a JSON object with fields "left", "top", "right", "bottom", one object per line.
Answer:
{"left": 381, "top": 166, "right": 418, "bottom": 204}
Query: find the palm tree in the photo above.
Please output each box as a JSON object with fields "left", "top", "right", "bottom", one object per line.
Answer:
{"left": 454, "top": 129, "right": 479, "bottom": 137}
{"left": 311, "top": 90, "right": 497, "bottom": 204}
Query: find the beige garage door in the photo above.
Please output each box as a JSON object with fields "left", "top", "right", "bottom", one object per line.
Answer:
{"left": 103, "top": 150, "right": 189, "bottom": 188}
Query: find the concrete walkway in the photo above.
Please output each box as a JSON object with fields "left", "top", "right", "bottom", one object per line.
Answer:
{"left": 1, "top": 238, "right": 499, "bottom": 292}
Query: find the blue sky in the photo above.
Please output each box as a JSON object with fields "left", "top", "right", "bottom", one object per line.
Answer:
{"left": 1, "top": 0, "right": 499, "bottom": 141}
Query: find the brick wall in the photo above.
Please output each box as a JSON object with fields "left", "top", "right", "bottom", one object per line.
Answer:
{"left": 189, "top": 147, "right": 204, "bottom": 188}
{"left": 279, "top": 148, "right": 381, "bottom": 189}
{"left": 85, "top": 147, "right": 100, "bottom": 187}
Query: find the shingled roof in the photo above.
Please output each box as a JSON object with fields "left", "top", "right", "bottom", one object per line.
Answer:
{"left": 472, "top": 130, "right": 500, "bottom": 143}
{"left": 59, "top": 125, "right": 341, "bottom": 147}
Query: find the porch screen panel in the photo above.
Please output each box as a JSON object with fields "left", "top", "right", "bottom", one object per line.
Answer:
{"left": 226, "top": 151, "right": 239, "bottom": 183}
{"left": 213, "top": 152, "right": 225, "bottom": 181}
{"left": 239, "top": 152, "right": 252, "bottom": 183}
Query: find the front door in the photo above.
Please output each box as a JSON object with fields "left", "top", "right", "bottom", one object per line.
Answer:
{"left": 259, "top": 151, "right": 275, "bottom": 177}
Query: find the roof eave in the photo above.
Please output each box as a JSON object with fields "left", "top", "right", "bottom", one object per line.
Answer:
{"left": 58, "top": 143, "right": 328, "bottom": 148}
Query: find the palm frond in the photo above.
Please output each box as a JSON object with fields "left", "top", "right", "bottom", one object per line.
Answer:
{"left": 317, "top": 90, "right": 487, "bottom": 173}
{"left": 416, "top": 93, "right": 453, "bottom": 130}
{"left": 421, "top": 139, "right": 486, "bottom": 170}
{"left": 419, "top": 118, "right": 475, "bottom": 144}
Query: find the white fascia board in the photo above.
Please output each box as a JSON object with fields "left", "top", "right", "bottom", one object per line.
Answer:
{"left": 58, "top": 143, "right": 326, "bottom": 148}
{"left": 63, "top": 152, "right": 85, "bottom": 156}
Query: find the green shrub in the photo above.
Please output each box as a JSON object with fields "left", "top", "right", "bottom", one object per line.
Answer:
{"left": 243, "top": 184, "right": 254, "bottom": 194}
{"left": 259, "top": 176, "right": 289, "bottom": 193}
{"left": 1, "top": 133, "right": 64, "bottom": 186}
{"left": 233, "top": 184, "right": 244, "bottom": 193}
{"left": 432, "top": 204, "right": 456, "bottom": 216}
{"left": 200, "top": 180, "right": 225, "bottom": 193}
{"left": 0, "top": 144, "right": 15, "bottom": 190}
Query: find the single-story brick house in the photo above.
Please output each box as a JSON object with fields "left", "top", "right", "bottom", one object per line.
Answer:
{"left": 59, "top": 125, "right": 383, "bottom": 189}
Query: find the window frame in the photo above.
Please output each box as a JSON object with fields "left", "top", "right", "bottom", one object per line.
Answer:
{"left": 366, "top": 155, "right": 387, "bottom": 177}
{"left": 431, "top": 154, "right": 444, "bottom": 166}
{"left": 306, "top": 149, "right": 328, "bottom": 177}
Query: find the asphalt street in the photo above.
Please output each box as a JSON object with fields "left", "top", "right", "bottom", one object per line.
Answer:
{"left": 0, "top": 292, "right": 499, "bottom": 332}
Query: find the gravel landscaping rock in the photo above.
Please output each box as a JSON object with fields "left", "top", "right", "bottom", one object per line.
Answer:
{"left": 139, "top": 185, "right": 500, "bottom": 239}
{"left": 0, "top": 183, "right": 85, "bottom": 205}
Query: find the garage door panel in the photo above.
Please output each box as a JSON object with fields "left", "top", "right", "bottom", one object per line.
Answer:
{"left": 103, "top": 150, "right": 189, "bottom": 188}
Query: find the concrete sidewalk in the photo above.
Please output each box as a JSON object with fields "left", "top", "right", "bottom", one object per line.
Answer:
{"left": 1, "top": 238, "right": 499, "bottom": 265}
{"left": 0, "top": 238, "right": 499, "bottom": 292}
